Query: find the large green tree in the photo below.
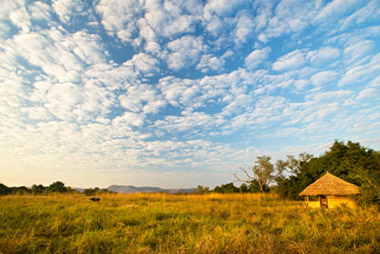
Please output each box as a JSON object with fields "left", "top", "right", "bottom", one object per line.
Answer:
{"left": 213, "top": 183, "right": 239, "bottom": 193}
{"left": 276, "top": 141, "right": 380, "bottom": 205}
{"left": 0, "top": 183, "right": 11, "bottom": 195}
{"left": 46, "top": 181, "right": 67, "bottom": 193}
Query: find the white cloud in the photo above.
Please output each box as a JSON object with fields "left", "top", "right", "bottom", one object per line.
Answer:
{"left": 113, "top": 111, "right": 145, "bottom": 128}
{"left": 307, "top": 47, "right": 341, "bottom": 67}
{"left": 252, "top": 1, "right": 274, "bottom": 32}
{"left": 343, "top": 40, "right": 375, "bottom": 65}
{"left": 356, "top": 88, "right": 379, "bottom": 101}
{"left": 245, "top": 47, "right": 271, "bottom": 69}
{"left": 6, "top": 27, "right": 107, "bottom": 84}
{"left": 196, "top": 54, "right": 225, "bottom": 73}
{"left": 339, "top": 53, "right": 380, "bottom": 86}
{"left": 234, "top": 11, "right": 254, "bottom": 44}
{"left": 9, "top": 30, "right": 81, "bottom": 82}
{"left": 43, "top": 82, "right": 84, "bottom": 121}
{"left": 166, "top": 35, "right": 207, "bottom": 70}
{"left": 0, "top": 73, "right": 26, "bottom": 124}
{"left": 155, "top": 111, "right": 213, "bottom": 133}
{"left": 310, "top": 71, "right": 340, "bottom": 86}
{"left": 119, "top": 84, "right": 165, "bottom": 114}
{"left": 294, "top": 79, "right": 309, "bottom": 91}
{"left": 314, "top": 0, "right": 364, "bottom": 23}
{"left": 273, "top": 49, "right": 306, "bottom": 71}
{"left": 258, "top": 0, "right": 320, "bottom": 41}
{"left": 204, "top": 0, "right": 244, "bottom": 17}
{"left": 305, "top": 90, "right": 353, "bottom": 102}
{"left": 126, "top": 53, "right": 160, "bottom": 76}
{"left": 135, "top": 18, "right": 160, "bottom": 55}
{"left": 158, "top": 77, "right": 200, "bottom": 107}
{"left": 96, "top": 0, "right": 141, "bottom": 43}
{"left": 27, "top": 79, "right": 114, "bottom": 123}
{"left": 202, "top": 0, "right": 245, "bottom": 37}
{"left": 70, "top": 31, "right": 106, "bottom": 65}
{"left": 144, "top": 0, "right": 197, "bottom": 38}
{"left": 9, "top": 5, "right": 31, "bottom": 32}
{"left": 52, "top": 0, "right": 89, "bottom": 24}
{"left": 339, "top": 0, "right": 380, "bottom": 30}
{"left": 203, "top": 15, "right": 224, "bottom": 36}
{"left": 29, "top": 1, "right": 52, "bottom": 21}
{"left": 21, "top": 106, "right": 50, "bottom": 120}
{"left": 1, "top": 0, "right": 380, "bottom": 189}
{"left": 0, "top": 1, "right": 19, "bottom": 20}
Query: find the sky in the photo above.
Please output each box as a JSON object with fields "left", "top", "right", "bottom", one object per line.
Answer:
{"left": 1, "top": 0, "right": 379, "bottom": 189}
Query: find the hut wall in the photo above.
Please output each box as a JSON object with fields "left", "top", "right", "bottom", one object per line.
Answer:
{"left": 327, "top": 196, "right": 356, "bottom": 209}
{"left": 306, "top": 201, "right": 320, "bottom": 208}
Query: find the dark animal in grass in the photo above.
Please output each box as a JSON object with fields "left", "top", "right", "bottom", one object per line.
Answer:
{"left": 90, "top": 197, "right": 100, "bottom": 202}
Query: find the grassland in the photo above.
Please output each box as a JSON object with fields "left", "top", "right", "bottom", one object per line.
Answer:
{"left": 0, "top": 193, "right": 379, "bottom": 254}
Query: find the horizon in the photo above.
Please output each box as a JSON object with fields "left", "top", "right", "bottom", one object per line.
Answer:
{"left": 1, "top": 0, "right": 380, "bottom": 188}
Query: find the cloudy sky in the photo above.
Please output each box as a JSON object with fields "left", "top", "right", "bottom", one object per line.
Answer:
{"left": 1, "top": 0, "right": 379, "bottom": 188}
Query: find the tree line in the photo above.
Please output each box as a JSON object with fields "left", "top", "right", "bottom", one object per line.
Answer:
{"left": 201, "top": 141, "right": 380, "bottom": 207}
{"left": 0, "top": 181, "right": 112, "bottom": 196}
{"left": 1, "top": 141, "right": 379, "bottom": 207}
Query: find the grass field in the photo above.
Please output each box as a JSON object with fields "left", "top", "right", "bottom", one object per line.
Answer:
{"left": 0, "top": 193, "right": 379, "bottom": 254}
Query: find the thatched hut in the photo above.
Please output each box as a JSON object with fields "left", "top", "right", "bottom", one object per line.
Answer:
{"left": 299, "top": 172, "right": 360, "bottom": 209}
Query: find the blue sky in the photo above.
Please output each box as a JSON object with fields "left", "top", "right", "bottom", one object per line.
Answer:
{"left": 1, "top": 0, "right": 379, "bottom": 188}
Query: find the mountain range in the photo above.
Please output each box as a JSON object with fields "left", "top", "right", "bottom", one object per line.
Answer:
{"left": 107, "top": 185, "right": 196, "bottom": 194}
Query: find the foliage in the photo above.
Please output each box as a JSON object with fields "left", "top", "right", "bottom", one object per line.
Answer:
{"left": 0, "top": 184, "right": 31, "bottom": 195}
{"left": 46, "top": 181, "right": 67, "bottom": 193}
{"left": 196, "top": 185, "right": 210, "bottom": 194}
{"left": 276, "top": 141, "right": 380, "bottom": 206}
{"left": 0, "top": 184, "right": 11, "bottom": 195}
{"left": 1, "top": 193, "right": 379, "bottom": 254}
{"left": 31, "top": 184, "right": 46, "bottom": 195}
{"left": 213, "top": 183, "right": 239, "bottom": 193}
{"left": 353, "top": 151, "right": 380, "bottom": 207}
{"left": 238, "top": 183, "right": 249, "bottom": 193}
{"left": 234, "top": 156, "right": 275, "bottom": 193}
{"left": 83, "top": 187, "right": 100, "bottom": 196}
{"left": 10, "top": 186, "right": 31, "bottom": 195}
{"left": 83, "top": 187, "right": 112, "bottom": 196}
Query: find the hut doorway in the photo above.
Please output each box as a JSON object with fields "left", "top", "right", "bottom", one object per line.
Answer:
{"left": 319, "top": 195, "right": 328, "bottom": 209}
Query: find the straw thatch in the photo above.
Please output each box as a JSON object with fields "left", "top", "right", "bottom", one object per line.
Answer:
{"left": 299, "top": 172, "right": 360, "bottom": 196}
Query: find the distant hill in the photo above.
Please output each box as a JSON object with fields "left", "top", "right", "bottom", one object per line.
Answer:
{"left": 107, "top": 185, "right": 196, "bottom": 194}
{"left": 73, "top": 187, "right": 85, "bottom": 193}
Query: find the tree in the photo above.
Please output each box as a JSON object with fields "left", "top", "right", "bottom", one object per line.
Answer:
{"left": 275, "top": 141, "right": 380, "bottom": 204}
{"left": 239, "top": 183, "right": 249, "bottom": 193}
{"left": 83, "top": 188, "right": 96, "bottom": 196}
{"left": 275, "top": 153, "right": 313, "bottom": 199}
{"left": 234, "top": 156, "right": 275, "bottom": 193}
{"left": 0, "top": 183, "right": 11, "bottom": 195}
{"left": 196, "top": 185, "right": 210, "bottom": 194}
{"left": 83, "top": 187, "right": 100, "bottom": 196}
{"left": 31, "top": 184, "right": 46, "bottom": 195}
{"left": 11, "top": 186, "right": 30, "bottom": 195}
{"left": 46, "top": 181, "right": 67, "bottom": 193}
{"left": 213, "top": 183, "right": 239, "bottom": 193}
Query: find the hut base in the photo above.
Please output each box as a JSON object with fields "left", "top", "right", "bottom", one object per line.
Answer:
{"left": 327, "top": 196, "right": 356, "bottom": 209}
{"left": 304, "top": 196, "right": 357, "bottom": 209}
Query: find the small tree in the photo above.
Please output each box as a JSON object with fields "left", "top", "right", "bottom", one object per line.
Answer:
{"left": 196, "top": 185, "right": 210, "bottom": 194}
{"left": 0, "top": 183, "right": 11, "bottom": 195}
{"left": 213, "top": 183, "right": 239, "bottom": 193}
{"left": 46, "top": 181, "right": 67, "bottom": 193}
{"left": 234, "top": 156, "right": 275, "bottom": 193}
{"left": 239, "top": 183, "right": 249, "bottom": 193}
{"left": 31, "top": 184, "right": 46, "bottom": 195}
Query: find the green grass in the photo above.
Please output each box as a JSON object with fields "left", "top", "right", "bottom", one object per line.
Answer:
{"left": 0, "top": 193, "right": 379, "bottom": 253}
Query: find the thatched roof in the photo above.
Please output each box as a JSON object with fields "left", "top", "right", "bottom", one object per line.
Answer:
{"left": 299, "top": 172, "right": 360, "bottom": 196}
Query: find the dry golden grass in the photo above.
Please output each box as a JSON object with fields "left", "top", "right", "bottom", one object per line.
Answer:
{"left": 0, "top": 193, "right": 379, "bottom": 253}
